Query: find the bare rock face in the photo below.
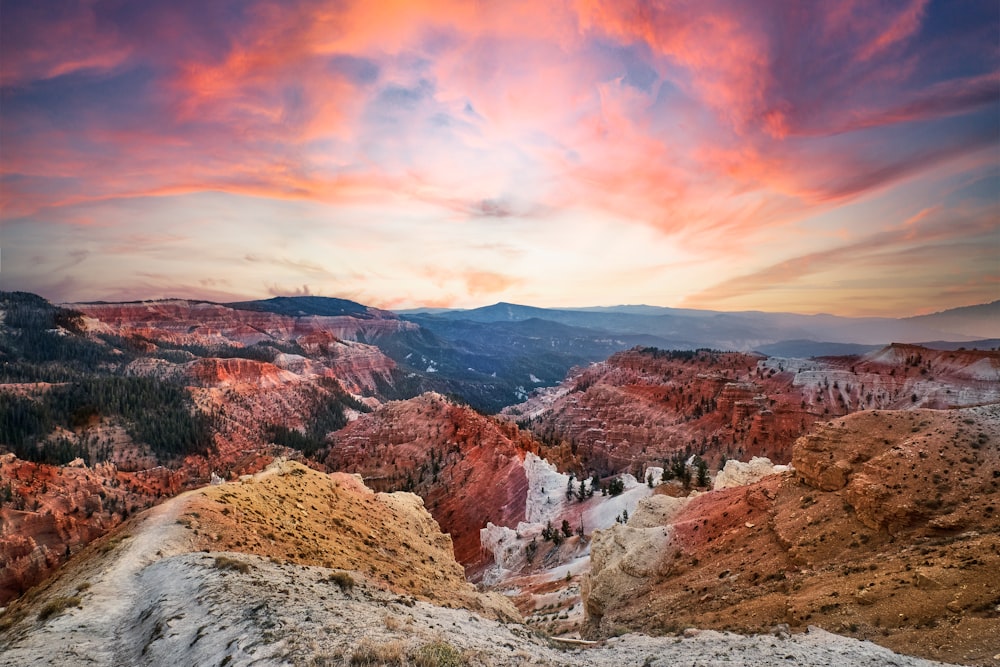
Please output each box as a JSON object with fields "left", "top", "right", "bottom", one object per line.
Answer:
{"left": 714, "top": 456, "right": 789, "bottom": 490}
{"left": 792, "top": 429, "right": 856, "bottom": 491}
{"left": 184, "top": 357, "right": 301, "bottom": 389}
{"left": 627, "top": 494, "right": 690, "bottom": 528}
{"left": 324, "top": 393, "right": 539, "bottom": 576}
{"left": 582, "top": 407, "right": 1000, "bottom": 665}
{"left": 584, "top": 523, "right": 677, "bottom": 625}
{"left": 505, "top": 348, "right": 822, "bottom": 476}
{"left": 511, "top": 344, "right": 999, "bottom": 487}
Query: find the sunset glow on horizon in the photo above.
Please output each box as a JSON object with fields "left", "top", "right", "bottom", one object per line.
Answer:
{"left": 1, "top": 0, "right": 997, "bottom": 316}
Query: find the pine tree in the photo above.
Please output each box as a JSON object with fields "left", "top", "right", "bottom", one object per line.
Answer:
{"left": 696, "top": 457, "right": 710, "bottom": 487}
{"left": 525, "top": 538, "right": 538, "bottom": 561}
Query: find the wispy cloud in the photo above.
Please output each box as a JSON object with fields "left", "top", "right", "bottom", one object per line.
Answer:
{"left": 684, "top": 204, "right": 1000, "bottom": 314}
{"left": 1, "top": 0, "right": 996, "bottom": 314}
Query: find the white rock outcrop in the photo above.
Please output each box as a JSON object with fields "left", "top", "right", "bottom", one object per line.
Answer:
{"left": 713, "top": 456, "right": 790, "bottom": 490}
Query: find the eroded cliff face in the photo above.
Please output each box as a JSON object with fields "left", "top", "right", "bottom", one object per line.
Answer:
{"left": 505, "top": 348, "right": 818, "bottom": 475}
{"left": 71, "top": 300, "right": 402, "bottom": 394}
{"left": 70, "top": 300, "right": 418, "bottom": 347}
{"left": 582, "top": 406, "right": 1000, "bottom": 666}
{"left": 0, "top": 454, "right": 183, "bottom": 603}
{"left": 507, "top": 345, "right": 1000, "bottom": 481}
{"left": 0, "top": 298, "right": 410, "bottom": 605}
{"left": 323, "top": 393, "right": 539, "bottom": 576}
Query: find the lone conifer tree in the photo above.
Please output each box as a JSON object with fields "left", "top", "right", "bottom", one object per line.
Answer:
{"left": 695, "top": 457, "right": 710, "bottom": 487}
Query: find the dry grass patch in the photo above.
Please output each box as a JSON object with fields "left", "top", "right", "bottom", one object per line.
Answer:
{"left": 412, "top": 641, "right": 468, "bottom": 667}
{"left": 213, "top": 556, "right": 251, "bottom": 573}
{"left": 327, "top": 571, "right": 355, "bottom": 591}
{"left": 37, "top": 596, "right": 81, "bottom": 622}
{"left": 349, "top": 638, "right": 405, "bottom": 666}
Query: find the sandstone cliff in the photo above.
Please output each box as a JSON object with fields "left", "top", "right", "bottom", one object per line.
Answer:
{"left": 70, "top": 300, "right": 417, "bottom": 347}
{"left": 323, "top": 393, "right": 539, "bottom": 575}
{"left": 505, "top": 348, "right": 819, "bottom": 475}
{"left": 0, "top": 454, "right": 181, "bottom": 604}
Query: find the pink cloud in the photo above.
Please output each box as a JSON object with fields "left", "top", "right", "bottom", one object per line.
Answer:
{"left": 1, "top": 1, "right": 995, "bottom": 314}
{"left": 0, "top": 3, "right": 132, "bottom": 86}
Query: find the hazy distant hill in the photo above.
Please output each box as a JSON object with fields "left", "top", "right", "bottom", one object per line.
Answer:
{"left": 412, "top": 301, "right": 979, "bottom": 348}
{"left": 904, "top": 300, "right": 1000, "bottom": 339}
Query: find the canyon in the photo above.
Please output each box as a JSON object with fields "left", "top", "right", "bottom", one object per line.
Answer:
{"left": 0, "top": 459, "right": 952, "bottom": 667}
{"left": 1, "top": 291, "right": 998, "bottom": 665}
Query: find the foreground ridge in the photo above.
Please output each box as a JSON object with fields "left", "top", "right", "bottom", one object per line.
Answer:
{"left": 0, "top": 461, "right": 959, "bottom": 666}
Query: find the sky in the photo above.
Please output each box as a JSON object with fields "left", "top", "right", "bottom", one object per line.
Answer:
{"left": 1, "top": 0, "right": 998, "bottom": 317}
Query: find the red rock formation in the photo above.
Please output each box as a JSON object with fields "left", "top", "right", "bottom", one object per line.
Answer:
{"left": 0, "top": 299, "right": 412, "bottom": 603}
{"left": 506, "top": 349, "right": 817, "bottom": 474}
{"left": 72, "top": 300, "right": 401, "bottom": 395}
{"left": 767, "top": 344, "right": 1000, "bottom": 413}
{"left": 70, "top": 300, "right": 417, "bottom": 347}
{"left": 0, "top": 455, "right": 178, "bottom": 603}
{"left": 509, "top": 345, "right": 1000, "bottom": 478}
{"left": 323, "top": 393, "right": 541, "bottom": 577}
{"left": 184, "top": 357, "right": 300, "bottom": 389}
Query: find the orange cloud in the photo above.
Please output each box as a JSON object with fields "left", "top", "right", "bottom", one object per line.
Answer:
{"left": 463, "top": 270, "right": 521, "bottom": 296}
{"left": 2, "top": 0, "right": 996, "bottom": 315}
{"left": 683, "top": 205, "right": 1000, "bottom": 314}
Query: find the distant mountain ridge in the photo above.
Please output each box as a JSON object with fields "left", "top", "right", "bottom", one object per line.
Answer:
{"left": 904, "top": 300, "right": 1000, "bottom": 339}
{"left": 227, "top": 295, "right": 393, "bottom": 320}
{"left": 402, "top": 299, "right": 988, "bottom": 347}
{"left": 41, "top": 293, "right": 997, "bottom": 411}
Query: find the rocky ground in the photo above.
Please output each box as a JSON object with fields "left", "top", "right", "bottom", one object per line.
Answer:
{"left": 583, "top": 406, "right": 1000, "bottom": 666}
{"left": 0, "top": 461, "right": 960, "bottom": 667}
